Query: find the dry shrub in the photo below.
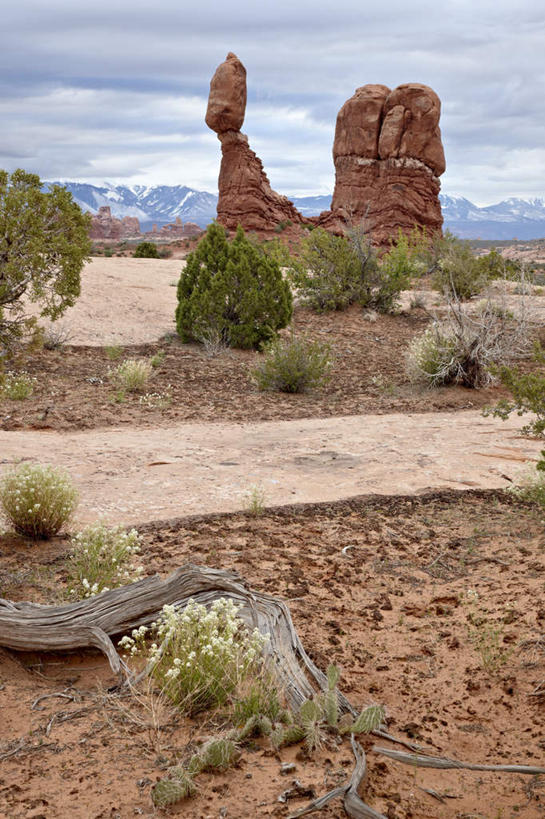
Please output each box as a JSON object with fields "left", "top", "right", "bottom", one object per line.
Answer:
{"left": 406, "top": 290, "right": 532, "bottom": 389}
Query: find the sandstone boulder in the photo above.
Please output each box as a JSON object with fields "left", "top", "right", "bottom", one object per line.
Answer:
{"left": 205, "top": 52, "right": 247, "bottom": 134}
{"left": 333, "top": 84, "right": 390, "bottom": 160}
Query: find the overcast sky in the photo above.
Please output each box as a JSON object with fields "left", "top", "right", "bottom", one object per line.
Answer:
{"left": 2, "top": 0, "right": 544, "bottom": 204}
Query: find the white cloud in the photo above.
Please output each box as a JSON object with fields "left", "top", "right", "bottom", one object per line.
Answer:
{"left": 1, "top": 0, "right": 544, "bottom": 203}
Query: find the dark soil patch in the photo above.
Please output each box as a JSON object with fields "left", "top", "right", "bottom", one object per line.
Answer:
{"left": 0, "top": 307, "right": 519, "bottom": 431}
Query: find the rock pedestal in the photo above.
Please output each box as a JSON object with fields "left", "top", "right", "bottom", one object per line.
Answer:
{"left": 206, "top": 53, "right": 304, "bottom": 231}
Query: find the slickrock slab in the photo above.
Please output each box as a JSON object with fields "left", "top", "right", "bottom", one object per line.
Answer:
{"left": 0, "top": 411, "right": 540, "bottom": 526}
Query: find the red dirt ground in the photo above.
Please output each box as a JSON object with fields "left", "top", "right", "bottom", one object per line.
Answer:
{"left": 1, "top": 490, "right": 544, "bottom": 818}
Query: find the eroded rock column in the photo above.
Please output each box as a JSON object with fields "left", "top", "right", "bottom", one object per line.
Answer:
{"left": 319, "top": 83, "right": 445, "bottom": 243}
{"left": 206, "top": 52, "right": 304, "bottom": 232}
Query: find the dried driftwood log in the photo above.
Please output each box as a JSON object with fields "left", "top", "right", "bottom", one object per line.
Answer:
{"left": 1, "top": 564, "right": 543, "bottom": 819}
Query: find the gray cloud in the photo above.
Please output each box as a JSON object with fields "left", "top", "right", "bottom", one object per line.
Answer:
{"left": 1, "top": 0, "right": 544, "bottom": 202}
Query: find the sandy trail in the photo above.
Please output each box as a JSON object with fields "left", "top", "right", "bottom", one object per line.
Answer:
{"left": 34, "top": 257, "right": 183, "bottom": 345}
{"left": 0, "top": 410, "right": 540, "bottom": 526}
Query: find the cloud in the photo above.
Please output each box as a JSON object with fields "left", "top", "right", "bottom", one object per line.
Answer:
{"left": 1, "top": 0, "right": 544, "bottom": 202}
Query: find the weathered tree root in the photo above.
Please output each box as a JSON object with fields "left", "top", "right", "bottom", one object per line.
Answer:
{"left": 372, "top": 746, "right": 545, "bottom": 776}
{"left": 0, "top": 564, "right": 355, "bottom": 713}
{"left": 1, "top": 564, "right": 544, "bottom": 818}
{"left": 289, "top": 735, "right": 385, "bottom": 819}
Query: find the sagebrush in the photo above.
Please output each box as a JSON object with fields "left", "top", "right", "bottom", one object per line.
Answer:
{"left": 251, "top": 334, "right": 332, "bottom": 393}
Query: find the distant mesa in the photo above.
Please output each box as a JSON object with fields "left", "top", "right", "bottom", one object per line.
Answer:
{"left": 89, "top": 206, "right": 202, "bottom": 240}
{"left": 206, "top": 54, "right": 445, "bottom": 243}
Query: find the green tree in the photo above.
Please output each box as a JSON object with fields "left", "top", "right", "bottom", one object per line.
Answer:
{"left": 0, "top": 169, "right": 91, "bottom": 359}
{"left": 133, "top": 241, "right": 160, "bottom": 259}
{"left": 176, "top": 223, "right": 292, "bottom": 349}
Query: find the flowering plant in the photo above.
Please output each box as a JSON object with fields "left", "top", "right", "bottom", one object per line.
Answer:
{"left": 0, "top": 463, "right": 78, "bottom": 538}
{"left": 66, "top": 522, "right": 143, "bottom": 598}
{"left": 119, "top": 598, "right": 268, "bottom": 714}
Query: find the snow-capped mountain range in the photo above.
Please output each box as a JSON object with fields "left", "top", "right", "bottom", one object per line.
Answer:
{"left": 48, "top": 182, "right": 545, "bottom": 240}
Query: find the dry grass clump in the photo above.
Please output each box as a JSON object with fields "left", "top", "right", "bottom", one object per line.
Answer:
{"left": 108, "top": 358, "right": 152, "bottom": 392}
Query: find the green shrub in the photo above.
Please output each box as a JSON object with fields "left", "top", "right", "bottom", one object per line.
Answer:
{"left": 176, "top": 223, "right": 292, "bottom": 349}
{"left": 428, "top": 233, "right": 509, "bottom": 300}
{"left": 289, "top": 227, "right": 374, "bottom": 312}
{"left": 486, "top": 343, "right": 545, "bottom": 436}
{"left": 108, "top": 358, "right": 152, "bottom": 392}
{"left": 133, "top": 241, "right": 159, "bottom": 259}
{"left": 119, "top": 598, "right": 268, "bottom": 715}
{"left": 243, "top": 485, "right": 267, "bottom": 515}
{"left": 0, "top": 371, "right": 36, "bottom": 399}
{"left": 0, "top": 463, "right": 78, "bottom": 538}
{"left": 289, "top": 225, "right": 414, "bottom": 313}
{"left": 104, "top": 247, "right": 113, "bottom": 258}
{"left": 66, "top": 522, "right": 143, "bottom": 598}
{"left": 506, "top": 457, "right": 545, "bottom": 508}
{"left": 149, "top": 349, "right": 165, "bottom": 368}
{"left": 251, "top": 335, "right": 332, "bottom": 393}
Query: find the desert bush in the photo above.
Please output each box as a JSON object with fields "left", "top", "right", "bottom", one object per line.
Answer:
{"left": 42, "top": 324, "right": 72, "bottom": 350}
{"left": 133, "top": 241, "right": 159, "bottom": 259}
{"left": 108, "top": 358, "right": 152, "bottom": 392}
{"left": 176, "top": 223, "right": 292, "bottom": 350}
{"left": 149, "top": 349, "right": 165, "bottom": 368}
{"left": 0, "top": 463, "right": 78, "bottom": 538}
{"left": 251, "top": 335, "right": 332, "bottom": 393}
{"left": 0, "top": 169, "right": 90, "bottom": 359}
{"left": 289, "top": 225, "right": 416, "bottom": 313}
{"left": 119, "top": 597, "right": 268, "bottom": 715}
{"left": 407, "top": 294, "right": 531, "bottom": 389}
{"left": 428, "top": 233, "right": 514, "bottom": 300}
{"left": 105, "top": 344, "right": 123, "bottom": 361}
{"left": 486, "top": 343, "right": 545, "bottom": 436}
{"left": 243, "top": 485, "right": 267, "bottom": 516}
{"left": 288, "top": 227, "right": 376, "bottom": 312}
{"left": 506, "top": 456, "right": 545, "bottom": 508}
{"left": 66, "top": 522, "right": 143, "bottom": 598}
{"left": 0, "top": 370, "right": 36, "bottom": 399}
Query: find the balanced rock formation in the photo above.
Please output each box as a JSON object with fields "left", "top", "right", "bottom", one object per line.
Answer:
{"left": 206, "top": 53, "right": 304, "bottom": 232}
{"left": 205, "top": 55, "right": 445, "bottom": 243}
{"left": 319, "top": 83, "right": 445, "bottom": 243}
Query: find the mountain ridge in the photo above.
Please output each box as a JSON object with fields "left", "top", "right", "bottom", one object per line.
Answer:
{"left": 48, "top": 182, "right": 545, "bottom": 240}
